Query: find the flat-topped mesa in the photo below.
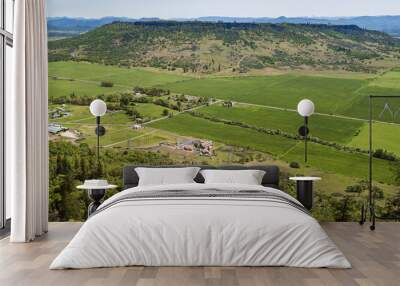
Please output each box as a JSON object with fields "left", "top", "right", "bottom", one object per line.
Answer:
{"left": 48, "top": 21, "right": 400, "bottom": 74}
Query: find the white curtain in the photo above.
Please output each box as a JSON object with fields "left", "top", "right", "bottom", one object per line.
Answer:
{"left": 7, "top": 0, "right": 49, "bottom": 242}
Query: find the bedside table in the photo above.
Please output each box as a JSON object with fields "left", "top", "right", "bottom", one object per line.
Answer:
{"left": 77, "top": 180, "right": 117, "bottom": 217}
{"left": 289, "top": 177, "right": 321, "bottom": 210}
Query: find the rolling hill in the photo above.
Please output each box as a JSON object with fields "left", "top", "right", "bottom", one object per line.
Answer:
{"left": 198, "top": 16, "right": 400, "bottom": 37}
{"left": 48, "top": 15, "right": 400, "bottom": 37}
{"left": 48, "top": 21, "right": 400, "bottom": 74}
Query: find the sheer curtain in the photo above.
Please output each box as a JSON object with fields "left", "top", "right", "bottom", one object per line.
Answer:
{"left": 7, "top": 0, "right": 48, "bottom": 242}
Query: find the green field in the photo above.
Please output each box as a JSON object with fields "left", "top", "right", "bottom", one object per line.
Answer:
{"left": 160, "top": 75, "right": 366, "bottom": 114}
{"left": 161, "top": 70, "right": 400, "bottom": 122}
{"left": 50, "top": 105, "right": 134, "bottom": 125}
{"left": 49, "top": 78, "right": 126, "bottom": 98}
{"left": 370, "top": 71, "right": 400, "bottom": 89}
{"left": 281, "top": 142, "right": 395, "bottom": 184}
{"left": 349, "top": 122, "right": 400, "bottom": 155}
{"left": 49, "top": 61, "right": 192, "bottom": 87}
{"left": 339, "top": 71, "right": 400, "bottom": 120}
{"left": 149, "top": 113, "right": 396, "bottom": 183}
{"left": 49, "top": 105, "right": 92, "bottom": 122}
{"left": 149, "top": 113, "right": 298, "bottom": 155}
{"left": 82, "top": 126, "right": 143, "bottom": 147}
{"left": 197, "top": 104, "right": 363, "bottom": 143}
{"left": 134, "top": 103, "right": 176, "bottom": 119}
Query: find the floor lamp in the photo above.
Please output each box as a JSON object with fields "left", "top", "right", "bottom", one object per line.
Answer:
{"left": 89, "top": 99, "right": 107, "bottom": 172}
{"left": 297, "top": 99, "right": 315, "bottom": 163}
{"left": 359, "top": 95, "right": 400, "bottom": 230}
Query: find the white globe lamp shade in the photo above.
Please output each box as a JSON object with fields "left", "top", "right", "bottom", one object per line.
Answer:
{"left": 297, "top": 99, "right": 315, "bottom": 117}
{"left": 90, "top": 99, "right": 107, "bottom": 117}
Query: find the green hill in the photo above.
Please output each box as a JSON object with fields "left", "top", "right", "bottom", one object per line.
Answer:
{"left": 48, "top": 21, "right": 400, "bottom": 74}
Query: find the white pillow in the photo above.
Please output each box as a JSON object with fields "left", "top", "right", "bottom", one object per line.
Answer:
{"left": 135, "top": 167, "right": 201, "bottom": 186}
{"left": 200, "top": 169, "right": 266, "bottom": 185}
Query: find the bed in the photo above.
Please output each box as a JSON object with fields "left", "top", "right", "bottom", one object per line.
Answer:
{"left": 50, "top": 165, "right": 351, "bottom": 269}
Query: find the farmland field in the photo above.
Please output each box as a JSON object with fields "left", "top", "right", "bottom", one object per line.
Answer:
{"left": 341, "top": 73, "right": 400, "bottom": 120}
{"left": 149, "top": 113, "right": 298, "bottom": 155}
{"left": 370, "top": 70, "right": 400, "bottom": 89}
{"left": 348, "top": 122, "right": 400, "bottom": 155}
{"left": 197, "top": 104, "right": 363, "bottom": 143}
{"left": 48, "top": 62, "right": 400, "bottom": 169}
{"left": 134, "top": 103, "right": 177, "bottom": 119}
{"left": 50, "top": 105, "right": 133, "bottom": 125}
{"left": 149, "top": 113, "right": 395, "bottom": 183}
{"left": 49, "top": 61, "right": 192, "bottom": 87}
{"left": 49, "top": 77, "right": 126, "bottom": 98}
{"left": 160, "top": 75, "right": 367, "bottom": 115}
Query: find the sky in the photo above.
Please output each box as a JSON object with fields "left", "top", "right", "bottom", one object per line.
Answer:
{"left": 47, "top": 0, "right": 400, "bottom": 19}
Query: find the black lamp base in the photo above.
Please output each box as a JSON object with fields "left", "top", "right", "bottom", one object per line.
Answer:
{"left": 87, "top": 189, "right": 106, "bottom": 216}
{"left": 296, "top": 181, "right": 313, "bottom": 210}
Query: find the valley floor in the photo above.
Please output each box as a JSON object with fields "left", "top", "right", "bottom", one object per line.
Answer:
{"left": 0, "top": 222, "right": 399, "bottom": 286}
{"left": 47, "top": 61, "right": 400, "bottom": 221}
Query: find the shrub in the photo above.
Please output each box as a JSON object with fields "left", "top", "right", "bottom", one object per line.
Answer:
{"left": 373, "top": 149, "right": 396, "bottom": 161}
{"left": 100, "top": 81, "right": 114, "bottom": 87}
{"left": 289, "top": 161, "right": 300, "bottom": 168}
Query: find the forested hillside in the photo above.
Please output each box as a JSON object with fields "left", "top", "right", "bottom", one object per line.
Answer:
{"left": 48, "top": 21, "right": 400, "bottom": 74}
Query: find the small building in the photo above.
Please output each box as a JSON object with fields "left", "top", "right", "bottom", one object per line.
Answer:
{"left": 132, "top": 124, "right": 143, "bottom": 130}
{"left": 185, "top": 95, "right": 198, "bottom": 101}
{"left": 222, "top": 101, "right": 233, "bottom": 108}
{"left": 48, "top": 123, "right": 68, "bottom": 134}
{"left": 49, "top": 106, "right": 71, "bottom": 119}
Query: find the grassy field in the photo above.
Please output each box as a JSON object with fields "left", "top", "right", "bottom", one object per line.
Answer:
{"left": 134, "top": 103, "right": 176, "bottom": 119}
{"left": 160, "top": 74, "right": 366, "bottom": 115}
{"left": 49, "top": 105, "right": 92, "bottom": 122}
{"left": 49, "top": 78, "right": 126, "bottom": 98}
{"left": 49, "top": 62, "right": 400, "bottom": 122}
{"left": 281, "top": 141, "right": 395, "bottom": 184}
{"left": 348, "top": 122, "right": 400, "bottom": 155}
{"left": 341, "top": 70, "right": 400, "bottom": 120}
{"left": 149, "top": 113, "right": 396, "bottom": 183}
{"left": 370, "top": 70, "right": 400, "bottom": 90}
{"left": 149, "top": 113, "right": 298, "bottom": 156}
{"left": 50, "top": 105, "right": 134, "bottom": 125}
{"left": 161, "top": 70, "right": 400, "bottom": 122}
{"left": 82, "top": 126, "right": 144, "bottom": 147}
{"left": 197, "top": 103, "right": 363, "bottom": 143}
{"left": 49, "top": 61, "right": 192, "bottom": 88}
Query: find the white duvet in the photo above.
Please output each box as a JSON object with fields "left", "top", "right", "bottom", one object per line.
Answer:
{"left": 50, "top": 183, "right": 351, "bottom": 269}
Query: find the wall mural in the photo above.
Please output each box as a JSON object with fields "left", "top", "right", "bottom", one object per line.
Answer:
{"left": 46, "top": 13, "right": 400, "bottom": 222}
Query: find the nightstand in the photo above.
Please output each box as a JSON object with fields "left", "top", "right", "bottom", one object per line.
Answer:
{"left": 289, "top": 177, "right": 321, "bottom": 210}
{"left": 77, "top": 180, "right": 117, "bottom": 217}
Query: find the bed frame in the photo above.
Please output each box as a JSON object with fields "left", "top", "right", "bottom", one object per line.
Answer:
{"left": 123, "top": 165, "right": 280, "bottom": 190}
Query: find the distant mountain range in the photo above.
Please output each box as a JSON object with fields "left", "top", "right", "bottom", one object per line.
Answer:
{"left": 47, "top": 15, "right": 400, "bottom": 38}
{"left": 47, "top": 17, "right": 160, "bottom": 37}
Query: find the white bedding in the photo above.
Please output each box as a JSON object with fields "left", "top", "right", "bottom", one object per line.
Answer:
{"left": 50, "top": 183, "right": 351, "bottom": 269}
